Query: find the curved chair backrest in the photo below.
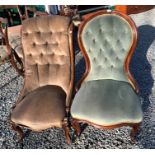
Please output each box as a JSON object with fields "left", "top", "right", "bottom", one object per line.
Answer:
{"left": 21, "top": 15, "right": 73, "bottom": 106}
{"left": 78, "top": 10, "right": 137, "bottom": 88}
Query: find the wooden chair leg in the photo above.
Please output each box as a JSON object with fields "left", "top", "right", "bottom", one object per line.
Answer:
{"left": 10, "top": 121, "right": 25, "bottom": 142}
{"left": 62, "top": 119, "right": 71, "bottom": 144}
{"left": 130, "top": 124, "right": 140, "bottom": 142}
{"left": 71, "top": 119, "right": 81, "bottom": 136}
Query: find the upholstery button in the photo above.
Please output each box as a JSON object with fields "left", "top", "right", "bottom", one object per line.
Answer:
{"left": 111, "top": 65, "right": 114, "bottom": 68}
{"left": 105, "top": 57, "right": 107, "bottom": 61}
{"left": 122, "top": 48, "right": 125, "bottom": 52}
{"left": 116, "top": 57, "right": 119, "bottom": 61}
{"left": 105, "top": 40, "right": 108, "bottom": 44}
{"left": 57, "top": 65, "right": 60, "bottom": 68}
{"left": 40, "top": 53, "right": 43, "bottom": 56}
{"left": 92, "top": 39, "right": 96, "bottom": 44}
{"left": 33, "top": 42, "right": 36, "bottom": 46}
{"left": 50, "top": 53, "right": 54, "bottom": 56}
{"left": 37, "top": 32, "right": 40, "bottom": 35}
{"left": 45, "top": 42, "right": 48, "bottom": 47}
{"left": 25, "top": 33, "right": 28, "bottom": 36}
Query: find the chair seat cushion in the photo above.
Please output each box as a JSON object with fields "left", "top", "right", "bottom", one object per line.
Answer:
{"left": 71, "top": 80, "right": 143, "bottom": 126}
{"left": 11, "top": 85, "right": 66, "bottom": 131}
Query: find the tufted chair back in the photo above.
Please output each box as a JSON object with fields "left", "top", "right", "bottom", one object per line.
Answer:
{"left": 80, "top": 11, "right": 136, "bottom": 83}
{"left": 22, "top": 16, "right": 72, "bottom": 99}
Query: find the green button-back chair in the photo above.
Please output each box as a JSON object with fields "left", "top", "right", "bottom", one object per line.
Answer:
{"left": 71, "top": 10, "right": 143, "bottom": 139}
{"left": 10, "top": 15, "right": 74, "bottom": 143}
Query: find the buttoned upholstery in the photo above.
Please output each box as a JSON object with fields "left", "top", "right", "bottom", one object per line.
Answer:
{"left": 22, "top": 16, "right": 71, "bottom": 97}
{"left": 71, "top": 12, "right": 143, "bottom": 126}
{"left": 11, "top": 15, "right": 72, "bottom": 130}
{"left": 82, "top": 14, "right": 133, "bottom": 82}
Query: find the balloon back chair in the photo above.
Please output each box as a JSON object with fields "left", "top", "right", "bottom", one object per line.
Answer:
{"left": 10, "top": 15, "right": 74, "bottom": 143}
{"left": 71, "top": 10, "right": 143, "bottom": 139}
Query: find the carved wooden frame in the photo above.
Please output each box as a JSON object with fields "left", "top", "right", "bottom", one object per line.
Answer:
{"left": 71, "top": 10, "right": 142, "bottom": 139}
{"left": 9, "top": 19, "right": 74, "bottom": 144}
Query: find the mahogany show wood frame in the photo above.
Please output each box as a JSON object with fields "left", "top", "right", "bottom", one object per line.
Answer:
{"left": 71, "top": 10, "right": 142, "bottom": 140}
{"left": 9, "top": 21, "right": 75, "bottom": 144}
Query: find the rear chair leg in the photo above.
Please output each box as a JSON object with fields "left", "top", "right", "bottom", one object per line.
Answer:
{"left": 10, "top": 121, "right": 25, "bottom": 142}
{"left": 62, "top": 118, "right": 71, "bottom": 144}
{"left": 130, "top": 124, "right": 140, "bottom": 142}
{"left": 71, "top": 119, "right": 81, "bottom": 136}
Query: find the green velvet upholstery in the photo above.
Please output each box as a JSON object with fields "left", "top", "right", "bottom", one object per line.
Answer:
{"left": 71, "top": 80, "right": 143, "bottom": 126}
{"left": 82, "top": 14, "right": 133, "bottom": 82}
{"left": 71, "top": 13, "right": 143, "bottom": 126}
